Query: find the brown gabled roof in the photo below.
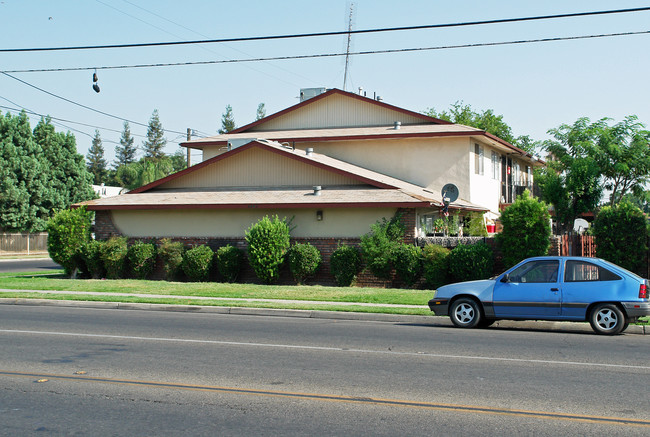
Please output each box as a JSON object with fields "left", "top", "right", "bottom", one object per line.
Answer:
{"left": 228, "top": 88, "right": 451, "bottom": 134}
{"left": 76, "top": 140, "right": 488, "bottom": 212}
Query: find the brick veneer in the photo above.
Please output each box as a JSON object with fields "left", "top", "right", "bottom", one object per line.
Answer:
{"left": 92, "top": 209, "right": 418, "bottom": 287}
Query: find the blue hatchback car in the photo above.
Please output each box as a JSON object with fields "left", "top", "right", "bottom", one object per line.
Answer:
{"left": 428, "top": 256, "right": 650, "bottom": 335}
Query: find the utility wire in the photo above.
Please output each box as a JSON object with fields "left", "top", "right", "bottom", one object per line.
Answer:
{"left": 0, "top": 71, "right": 188, "bottom": 136}
{"left": 2, "top": 6, "right": 649, "bottom": 52}
{"left": 4, "top": 30, "right": 648, "bottom": 74}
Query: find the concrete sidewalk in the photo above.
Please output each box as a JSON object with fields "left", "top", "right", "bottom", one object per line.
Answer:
{"left": 0, "top": 289, "right": 647, "bottom": 335}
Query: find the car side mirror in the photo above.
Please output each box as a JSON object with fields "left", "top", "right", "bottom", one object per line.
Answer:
{"left": 500, "top": 274, "right": 510, "bottom": 283}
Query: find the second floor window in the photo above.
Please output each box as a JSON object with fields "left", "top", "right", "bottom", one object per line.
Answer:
{"left": 475, "top": 143, "right": 484, "bottom": 175}
{"left": 491, "top": 152, "right": 500, "bottom": 180}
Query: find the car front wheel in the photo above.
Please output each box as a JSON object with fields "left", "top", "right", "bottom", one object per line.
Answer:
{"left": 589, "top": 303, "right": 626, "bottom": 335}
{"left": 450, "top": 298, "right": 482, "bottom": 328}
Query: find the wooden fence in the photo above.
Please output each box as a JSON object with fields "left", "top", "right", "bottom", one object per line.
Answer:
{"left": 557, "top": 235, "right": 596, "bottom": 257}
{"left": 0, "top": 232, "right": 48, "bottom": 255}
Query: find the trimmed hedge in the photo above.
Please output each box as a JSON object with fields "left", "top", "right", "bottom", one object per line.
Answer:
{"left": 329, "top": 244, "right": 361, "bottom": 287}
{"left": 215, "top": 245, "right": 244, "bottom": 283}
{"left": 245, "top": 215, "right": 291, "bottom": 284}
{"left": 46, "top": 207, "right": 93, "bottom": 276}
{"left": 127, "top": 241, "right": 156, "bottom": 279}
{"left": 448, "top": 242, "right": 494, "bottom": 282}
{"left": 288, "top": 243, "right": 321, "bottom": 285}
{"left": 421, "top": 244, "right": 450, "bottom": 289}
{"left": 391, "top": 243, "right": 422, "bottom": 287}
{"left": 100, "top": 236, "right": 128, "bottom": 279}
{"left": 182, "top": 245, "right": 214, "bottom": 282}
{"left": 158, "top": 238, "right": 184, "bottom": 280}
{"left": 81, "top": 239, "right": 105, "bottom": 279}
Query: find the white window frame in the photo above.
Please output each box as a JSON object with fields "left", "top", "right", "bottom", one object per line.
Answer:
{"left": 491, "top": 151, "right": 500, "bottom": 180}
{"left": 474, "top": 143, "right": 484, "bottom": 175}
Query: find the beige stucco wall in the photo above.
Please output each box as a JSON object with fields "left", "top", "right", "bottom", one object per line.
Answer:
{"left": 110, "top": 207, "right": 398, "bottom": 238}
{"left": 303, "top": 136, "right": 471, "bottom": 202}
{"left": 249, "top": 93, "right": 427, "bottom": 131}
{"left": 159, "top": 147, "right": 360, "bottom": 189}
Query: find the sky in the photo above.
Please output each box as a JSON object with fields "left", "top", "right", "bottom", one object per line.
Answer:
{"left": 1, "top": 0, "right": 649, "bottom": 165}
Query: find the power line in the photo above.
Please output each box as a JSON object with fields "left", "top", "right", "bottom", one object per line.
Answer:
{"left": 3, "top": 30, "right": 648, "bottom": 74}
{"left": 2, "top": 7, "right": 649, "bottom": 53}
{"left": 0, "top": 71, "right": 188, "bottom": 136}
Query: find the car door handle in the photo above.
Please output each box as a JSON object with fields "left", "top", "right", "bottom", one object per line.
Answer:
{"left": 550, "top": 288, "right": 559, "bottom": 292}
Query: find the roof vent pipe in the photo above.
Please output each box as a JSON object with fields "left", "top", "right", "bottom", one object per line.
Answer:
{"left": 313, "top": 185, "right": 321, "bottom": 196}
{"left": 306, "top": 147, "right": 314, "bottom": 156}
{"left": 394, "top": 121, "right": 401, "bottom": 130}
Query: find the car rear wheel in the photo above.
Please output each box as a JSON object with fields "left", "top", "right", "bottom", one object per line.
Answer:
{"left": 450, "top": 298, "right": 482, "bottom": 328}
{"left": 589, "top": 303, "right": 626, "bottom": 335}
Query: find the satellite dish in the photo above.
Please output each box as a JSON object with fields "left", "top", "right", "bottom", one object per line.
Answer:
{"left": 441, "top": 183, "right": 459, "bottom": 203}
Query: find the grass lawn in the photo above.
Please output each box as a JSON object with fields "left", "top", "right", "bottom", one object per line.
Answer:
{"left": 0, "top": 271, "right": 433, "bottom": 314}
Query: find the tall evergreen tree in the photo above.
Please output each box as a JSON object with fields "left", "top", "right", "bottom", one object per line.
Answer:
{"left": 219, "top": 104, "right": 236, "bottom": 134}
{"left": 34, "top": 117, "right": 94, "bottom": 209}
{"left": 114, "top": 121, "right": 137, "bottom": 168}
{"left": 0, "top": 112, "right": 94, "bottom": 232}
{"left": 86, "top": 130, "right": 107, "bottom": 184}
{"left": 142, "top": 109, "right": 167, "bottom": 159}
{"left": 255, "top": 103, "right": 266, "bottom": 121}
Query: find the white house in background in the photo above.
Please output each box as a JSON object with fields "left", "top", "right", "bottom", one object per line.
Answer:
{"left": 92, "top": 184, "right": 127, "bottom": 198}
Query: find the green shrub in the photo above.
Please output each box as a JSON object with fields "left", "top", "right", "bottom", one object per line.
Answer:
{"left": 288, "top": 243, "right": 322, "bottom": 285}
{"left": 127, "top": 241, "right": 156, "bottom": 279}
{"left": 391, "top": 243, "right": 422, "bottom": 287}
{"left": 182, "top": 245, "right": 214, "bottom": 282}
{"left": 329, "top": 244, "right": 361, "bottom": 287}
{"left": 46, "top": 207, "right": 93, "bottom": 276}
{"left": 360, "top": 213, "right": 405, "bottom": 280}
{"left": 245, "top": 215, "right": 291, "bottom": 284}
{"left": 496, "top": 190, "right": 551, "bottom": 268}
{"left": 421, "top": 244, "right": 450, "bottom": 289}
{"left": 81, "top": 239, "right": 105, "bottom": 279}
{"left": 448, "top": 242, "right": 494, "bottom": 282}
{"left": 215, "top": 245, "right": 244, "bottom": 283}
{"left": 158, "top": 238, "right": 185, "bottom": 280}
{"left": 100, "top": 236, "right": 128, "bottom": 279}
{"left": 592, "top": 201, "right": 648, "bottom": 274}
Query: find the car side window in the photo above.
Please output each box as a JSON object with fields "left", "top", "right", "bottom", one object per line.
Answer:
{"left": 508, "top": 260, "right": 559, "bottom": 283}
{"left": 564, "top": 260, "right": 621, "bottom": 282}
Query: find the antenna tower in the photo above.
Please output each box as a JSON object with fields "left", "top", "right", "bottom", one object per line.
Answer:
{"left": 343, "top": 3, "right": 355, "bottom": 91}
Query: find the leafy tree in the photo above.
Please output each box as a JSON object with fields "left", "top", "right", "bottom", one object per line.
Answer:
{"left": 287, "top": 243, "right": 321, "bottom": 285}
{"left": 592, "top": 201, "right": 647, "bottom": 274}
{"left": 592, "top": 115, "right": 650, "bottom": 206}
{"left": 142, "top": 109, "right": 167, "bottom": 159}
{"left": 170, "top": 149, "right": 188, "bottom": 173}
{"left": 114, "top": 121, "right": 137, "bottom": 168}
{"left": 329, "top": 243, "right": 361, "bottom": 286}
{"left": 425, "top": 102, "right": 538, "bottom": 153}
{"left": 115, "top": 157, "right": 175, "bottom": 190}
{"left": 219, "top": 104, "right": 236, "bottom": 134}
{"left": 536, "top": 117, "right": 603, "bottom": 234}
{"left": 496, "top": 190, "right": 551, "bottom": 268}
{"left": 87, "top": 130, "right": 107, "bottom": 184}
{"left": 255, "top": 103, "right": 266, "bottom": 121}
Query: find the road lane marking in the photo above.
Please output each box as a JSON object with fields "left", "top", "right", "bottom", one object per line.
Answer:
{"left": 1, "top": 329, "right": 649, "bottom": 371}
{"left": 1, "top": 370, "right": 649, "bottom": 428}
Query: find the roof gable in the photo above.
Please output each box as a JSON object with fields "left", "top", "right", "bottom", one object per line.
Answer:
{"left": 232, "top": 88, "right": 450, "bottom": 133}
{"left": 131, "top": 140, "right": 401, "bottom": 194}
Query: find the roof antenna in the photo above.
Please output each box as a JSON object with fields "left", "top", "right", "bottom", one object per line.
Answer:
{"left": 343, "top": 3, "right": 355, "bottom": 91}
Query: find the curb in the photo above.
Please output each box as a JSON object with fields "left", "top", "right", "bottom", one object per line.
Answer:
{"left": 0, "top": 297, "right": 646, "bottom": 335}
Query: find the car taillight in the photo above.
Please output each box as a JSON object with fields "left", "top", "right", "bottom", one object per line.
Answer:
{"left": 640, "top": 282, "right": 648, "bottom": 299}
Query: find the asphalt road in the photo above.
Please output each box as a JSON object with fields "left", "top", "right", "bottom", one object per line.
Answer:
{"left": 0, "top": 305, "right": 648, "bottom": 436}
{"left": 0, "top": 257, "right": 62, "bottom": 273}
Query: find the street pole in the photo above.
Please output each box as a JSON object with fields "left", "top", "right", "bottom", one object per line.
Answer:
{"left": 186, "top": 128, "right": 191, "bottom": 168}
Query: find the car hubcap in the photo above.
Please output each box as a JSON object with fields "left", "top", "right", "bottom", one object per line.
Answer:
{"left": 455, "top": 303, "right": 474, "bottom": 324}
{"left": 596, "top": 309, "right": 618, "bottom": 330}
